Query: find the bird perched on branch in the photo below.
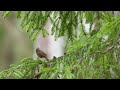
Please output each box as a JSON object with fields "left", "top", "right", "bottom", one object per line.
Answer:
{"left": 36, "top": 48, "right": 48, "bottom": 60}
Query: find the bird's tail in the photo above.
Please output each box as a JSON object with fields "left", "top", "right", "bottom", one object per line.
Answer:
{"left": 45, "top": 57, "right": 49, "bottom": 61}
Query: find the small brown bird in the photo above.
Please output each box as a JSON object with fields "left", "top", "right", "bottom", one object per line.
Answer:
{"left": 53, "top": 56, "right": 56, "bottom": 59}
{"left": 36, "top": 48, "right": 48, "bottom": 60}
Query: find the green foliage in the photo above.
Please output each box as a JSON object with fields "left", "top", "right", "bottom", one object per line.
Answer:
{"left": 1, "top": 11, "right": 99, "bottom": 41}
{"left": 0, "top": 11, "right": 120, "bottom": 79}
{"left": 2, "top": 11, "right": 12, "bottom": 18}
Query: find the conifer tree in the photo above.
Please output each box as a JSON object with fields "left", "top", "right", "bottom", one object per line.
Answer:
{"left": 0, "top": 11, "right": 120, "bottom": 79}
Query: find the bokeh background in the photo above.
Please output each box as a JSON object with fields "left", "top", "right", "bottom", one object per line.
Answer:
{"left": 0, "top": 13, "right": 33, "bottom": 70}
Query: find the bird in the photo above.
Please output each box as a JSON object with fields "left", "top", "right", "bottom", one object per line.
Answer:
{"left": 36, "top": 48, "right": 48, "bottom": 60}
{"left": 64, "top": 52, "right": 66, "bottom": 55}
{"left": 53, "top": 56, "right": 56, "bottom": 59}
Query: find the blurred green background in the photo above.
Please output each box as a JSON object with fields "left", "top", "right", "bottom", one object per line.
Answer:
{"left": 0, "top": 13, "right": 33, "bottom": 70}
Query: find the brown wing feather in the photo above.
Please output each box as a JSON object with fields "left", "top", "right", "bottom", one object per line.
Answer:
{"left": 39, "top": 50, "right": 47, "bottom": 57}
{"left": 36, "top": 48, "right": 48, "bottom": 60}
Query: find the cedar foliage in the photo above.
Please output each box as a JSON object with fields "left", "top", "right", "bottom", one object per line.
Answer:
{"left": 0, "top": 11, "right": 120, "bottom": 79}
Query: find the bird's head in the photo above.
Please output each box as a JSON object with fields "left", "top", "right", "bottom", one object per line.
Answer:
{"left": 36, "top": 48, "right": 40, "bottom": 52}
